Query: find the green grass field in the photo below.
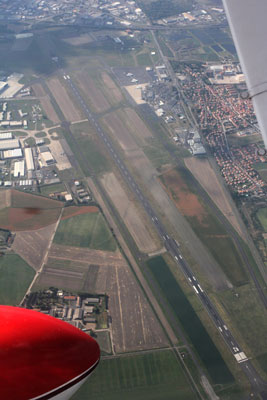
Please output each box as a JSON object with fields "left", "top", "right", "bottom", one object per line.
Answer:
{"left": 161, "top": 166, "right": 248, "bottom": 287}
{"left": 65, "top": 124, "right": 111, "bottom": 176}
{"left": 0, "top": 254, "right": 35, "bottom": 305}
{"left": 218, "top": 285, "right": 267, "bottom": 376}
{"left": 54, "top": 212, "right": 116, "bottom": 252}
{"left": 147, "top": 256, "right": 233, "bottom": 384}
{"left": 256, "top": 208, "right": 267, "bottom": 231}
{"left": 71, "top": 350, "right": 197, "bottom": 400}
{"left": 187, "top": 214, "right": 248, "bottom": 287}
{"left": 40, "top": 183, "right": 66, "bottom": 197}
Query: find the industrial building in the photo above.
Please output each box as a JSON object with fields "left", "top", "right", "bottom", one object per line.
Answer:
{"left": 13, "top": 160, "right": 25, "bottom": 177}
{"left": 0, "top": 82, "right": 8, "bottom": 95}
{"left": 0, "top": 132, "right": 12, "bottom": 140}
{"left": 25, "top": 147, "right": 34, "bottom": 171}
{"left": 41, "top": 151, "right": 54, "bottom": 166}
{"left": 2, "top": 149, "right": 22, "bottom": 159}
{"left": 0, "top": 139, "right": 20, "bottom": 151}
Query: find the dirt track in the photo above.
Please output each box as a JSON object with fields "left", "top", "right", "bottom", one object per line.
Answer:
{"left": 101, "top": 172, "right": 158, "bottom": 253}
{"left": 47, "top": 78, "right": 82, "bottom": 122}
{"left": 185, "top": 157, "right": 244, "bottom": 238}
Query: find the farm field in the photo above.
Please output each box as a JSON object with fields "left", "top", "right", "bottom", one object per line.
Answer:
{"left": 54, "top": 212, "right": 117, "bottom": 252}
{"left": 12, "top": 223, "right": 57, "bottom": 270}
{"left": 147, "top": 256, "right": 233, "bottom": 385}
{"left": 0, "top": 190, "right": 63, "bottom": 231}
{"left": 160, "top": 168, "right": 248, "bottom": 287}
{"left": 72, "top": 350, "right": 197, "bottom": 400}
{"left": 0, "top": 254, "right": 35, "bottom": 305}
{"left": 35, "top": 245, "right": 168, "bottom": 352}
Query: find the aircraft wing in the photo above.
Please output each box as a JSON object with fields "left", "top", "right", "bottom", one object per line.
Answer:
{"left": 223, "top": 0, "right": 267, "bottom": 149}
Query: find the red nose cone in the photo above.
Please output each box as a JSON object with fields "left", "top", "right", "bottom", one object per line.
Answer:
{"left": 0, "top": 306, "right": 100, "bottom": 400}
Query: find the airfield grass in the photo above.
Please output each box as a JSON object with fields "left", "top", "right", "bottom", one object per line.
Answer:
{"left": 0, "top": 254, "right": 35, "bottom": 305}
{"left": 143, "top": 139, "right": 174, "bottom": 170}
{"left": 160, "top": 166, "right": 248, "bottom": 287}
{"left": 256, "top": 208, "right": 267, "bottom": 231}
{"left": 136, "top": 51, "right": 153, "bottom": 66}
{"left": 54, "top": 212, "right": 116, "bottom": 252}
{"left": 72, "top": 350, "right": 196, "bottom": 400}
{"left": 255, "top": 353, "right": 267, "bottom": 381}
{"left": 217, "top": 285, "right": 267, "bottom": 379}
{"left": 65, "top": 124, "right": 111, "bottom": 176}
{"left": 147, "top": 256, "right": 233, "bottom": 384}
{"left": 187, "top": 214, "right": 248, "bottom": 287}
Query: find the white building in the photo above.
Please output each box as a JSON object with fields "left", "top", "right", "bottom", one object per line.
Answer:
{"left": 13, "top": 160, "right": 25, "bottom": 177}
{"left": 0, "top": 132, "right": 12, "bottom": 140}
{"left": 0, "top": 139, "right": 20, "bottom": 150}
{"left": 2, "top": 149, "right": 22, "bottom": 159}
{"left": 25, "top": 147, "right": 34, "bottom": 171}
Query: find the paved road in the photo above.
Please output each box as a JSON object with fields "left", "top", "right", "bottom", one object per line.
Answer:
{"left": 62, "top": 72, "right": 267, "bottom": 397}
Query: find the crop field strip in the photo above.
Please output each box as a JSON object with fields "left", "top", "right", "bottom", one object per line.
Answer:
{"left": 72, "top": 350, "right": 197, "bottom": 400}
{"left": 147, "top": 256, "right": 234, "bottom": 385}
{"left": 0, "top": 255, "right": 35, "bottom": 305}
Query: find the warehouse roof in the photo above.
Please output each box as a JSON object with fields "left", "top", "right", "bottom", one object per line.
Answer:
{"left": 14, "top": 160, "right": 25, "bottom": 178}
{"left": 3, "top": 149, "right": 22, "bottom": 159}
{"left": 0, "top": 132, "right": 12, "bottom": 140}
{"left": 0, "top": 139, "right": 20, "bottom": 150}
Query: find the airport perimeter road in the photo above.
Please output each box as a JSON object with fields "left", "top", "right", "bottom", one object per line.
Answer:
{"left": 62, "top": 72, "right": 267, "bottom": 396}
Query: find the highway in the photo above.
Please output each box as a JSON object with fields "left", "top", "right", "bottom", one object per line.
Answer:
{"left": 62, "top": 72, "right": 267, "bottom": 397}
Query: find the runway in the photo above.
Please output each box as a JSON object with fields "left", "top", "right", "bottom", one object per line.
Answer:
{"left": 62, "top": 72, "right": 267, "bottom": 396}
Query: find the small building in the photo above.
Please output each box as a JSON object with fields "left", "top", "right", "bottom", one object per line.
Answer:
{"left": 67, "top": 308, "right": 74, "bottom": 320}
{"left": 85, "top": 297, "right": 100, "bottom": 305}
{"left": 73, "top": 308, "right": 84, "bottom": 320}
{"left": 10, "top": 121, "right": 23, "bottom": 128}
{"left": 65, "top": 194, "right": 73, "bottom": 202}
